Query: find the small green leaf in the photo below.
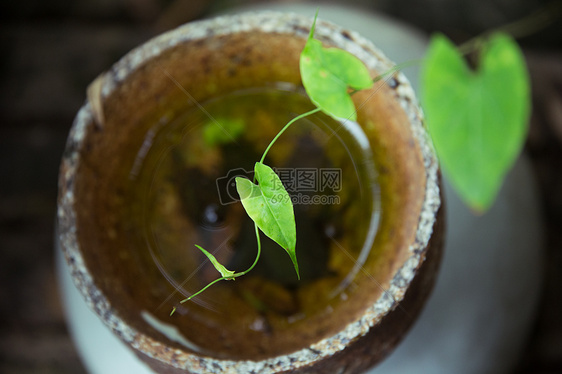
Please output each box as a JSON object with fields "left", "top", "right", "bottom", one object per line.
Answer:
{"left": 300, "top": 13, "right": 373, "bottom": 121}
{"left": 235, "top": 162, "right": 299, "bottom": 279}
{"left": 194, "top": 244, "right": 235, "bottom": 279}
{"left": 421, "top": 33, "right": 530, "bottom": 212}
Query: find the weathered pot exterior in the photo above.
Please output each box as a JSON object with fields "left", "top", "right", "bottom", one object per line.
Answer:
{"left": 57, "top": 12, "right": 443, "bottom": 374}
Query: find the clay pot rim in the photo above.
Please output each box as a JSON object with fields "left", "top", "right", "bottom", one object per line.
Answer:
{"left": 57, "top": 11, "right": 441, "bottom": 373}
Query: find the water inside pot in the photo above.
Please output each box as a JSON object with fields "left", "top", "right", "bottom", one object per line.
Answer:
{"left": 124, "top": 85, "right": 381, "bottom": 358}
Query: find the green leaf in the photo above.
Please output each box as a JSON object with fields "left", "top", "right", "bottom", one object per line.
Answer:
{"left": 194, "top": 244, "right": 235, "bottom": 279}
{"left": 300, "top": 13, "right": 373, "bottom": 121}
{"left": 421, "top": 33, "right": 530, "bottom": 212}
{"left": 235, "top": 162, "right": 299, "bottom": 279}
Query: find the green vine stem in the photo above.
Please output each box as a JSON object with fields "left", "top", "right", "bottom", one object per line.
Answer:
{"left": 259, "top": 107, "right": 322, "bottom": 165}
{"left": 171, "top": 223, "right": 262, "bottom": 316}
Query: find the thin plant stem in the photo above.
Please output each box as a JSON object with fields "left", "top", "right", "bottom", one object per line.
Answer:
{"left": 178, "top": 277, "right": 228, "bottom": 304}
{"left": 235, "top": 223, "right": 262, "bottom": 276}
{"left": 171, "top": 223, "right": 262, "bottom": 315}
{"left": 458, "top": 2, "right": 562, "bottom": 56}
{"left": 259, "top": 107, "right": 322, "bottom": 165}
{"left": 349, "top": 59, "right": 422, "bottom": 96}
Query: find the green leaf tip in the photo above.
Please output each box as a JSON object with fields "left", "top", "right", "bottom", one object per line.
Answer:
{"left": 194, "top": 244, "right": 236, "bottom": 279}
{"left": 307, "top": 8, "right": 320, "bottom": 42}
{"left": 421, "top": 32, "right": 530, "bottom": 212}
{"left": 235, "top": 162, "right": 299, "bottom": 279}
{"left": 300, "top": 11, "right": 373, "bottom": 122}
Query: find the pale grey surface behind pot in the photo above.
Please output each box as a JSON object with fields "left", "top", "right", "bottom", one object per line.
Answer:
{"left": 56, "top": 245, "right": 154, "bottom": 374}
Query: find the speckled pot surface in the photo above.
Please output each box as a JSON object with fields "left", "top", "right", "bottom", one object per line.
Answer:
{"left": 57, "top": 12, "right": 443, "bottom": 374}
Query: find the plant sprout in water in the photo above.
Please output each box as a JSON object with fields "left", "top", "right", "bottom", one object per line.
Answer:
{"left": 170, "top": 10, "right": 530, "bottom": 316}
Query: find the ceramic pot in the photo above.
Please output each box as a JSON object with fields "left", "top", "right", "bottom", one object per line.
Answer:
{"left": 57, "top": 12, "right": 443, "bottom": 374}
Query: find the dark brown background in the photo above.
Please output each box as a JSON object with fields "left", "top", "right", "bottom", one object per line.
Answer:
{"left": 1, "top": 0, "right": 560, "bottom": 373}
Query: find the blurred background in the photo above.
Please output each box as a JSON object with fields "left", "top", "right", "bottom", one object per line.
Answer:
{"left": 0, "top": 0, "right": 560, "bottom": 373}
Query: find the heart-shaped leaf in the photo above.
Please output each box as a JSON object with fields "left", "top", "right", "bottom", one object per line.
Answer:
{"left": 300, "top": 13, "right": 373, "bottom": 121}
{"left": 235, "top": 162, "right": 299, "bottom": 279}
{"left": 421, "top": 33, "right": 530, "bottom": 212}
{"left": 194, "top": 244, "right": 235, "bottom": 279}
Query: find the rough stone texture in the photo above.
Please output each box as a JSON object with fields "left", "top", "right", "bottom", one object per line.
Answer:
{"left": 0, "top": 0, "right": 560, "bottom": 373}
